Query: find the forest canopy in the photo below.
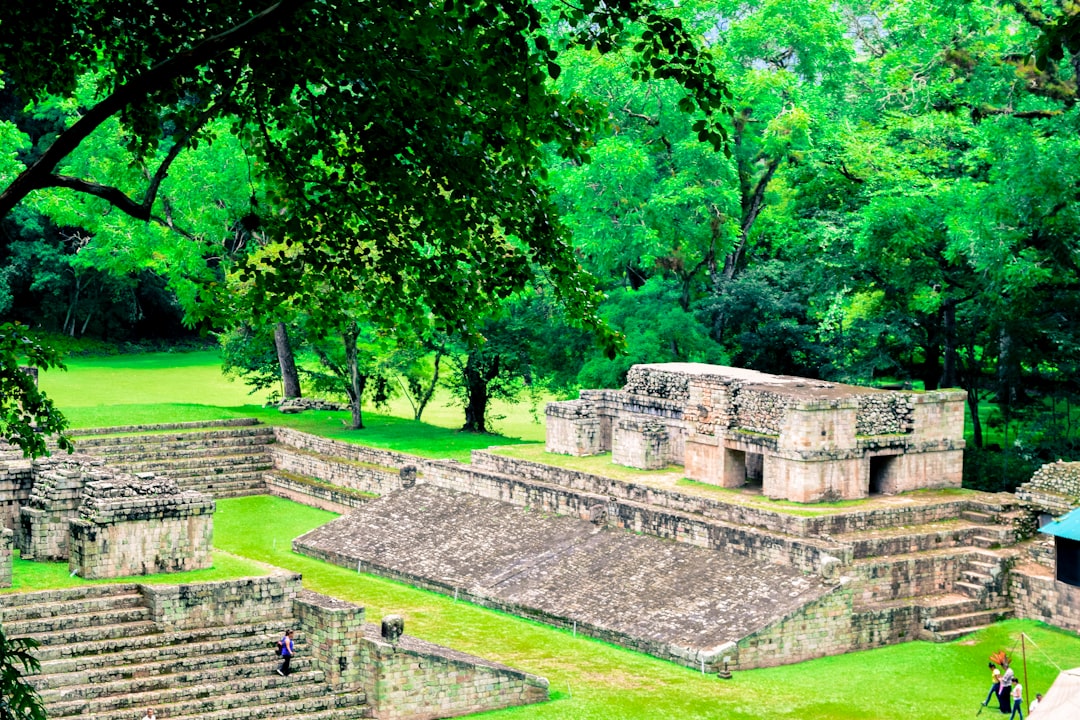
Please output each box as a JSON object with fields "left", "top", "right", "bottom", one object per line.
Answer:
{"left": 2, "top": 0, "right": 1080, "bottom": 491}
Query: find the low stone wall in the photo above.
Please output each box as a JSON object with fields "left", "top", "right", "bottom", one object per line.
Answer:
{"left": 294, "top": 590, "right": 368, "bottom": 691}
{"left": 849, "top": 552, "right": 969, "bottom": 604}
{"left": 422, "top": 461, "right": 839, "bottom": 573}
{"left": 265, "top": 473, "right": 372, "bottom": 514}
{"left": 0, "top": 527, "right": 11, "bottom": 588}
{"left": 68, "top": 476, "right": 215, "bottom": 579}
{"left": 1009, "top": 565, "right": 1080, "bottom": 633}
{"left": 272, "top": 427, "right": 430, "bottom": 471}
{"left": 471, "top": 450, "right": 990, "bottom": 538}
{"left": 624, "top": 365, "right": 691, "bottom": 402}
{"left": 142, "top": 573, "right": 302, "bottom": 631}
{"left": 1017, "top": 461, "right": 1080, "bottom": 516}
{"left": 361, "top": 624, "right": 549, "bottom": 720}
{"left": 294, "top": 589, "right": 547, "bottom": 719}
{"left": 733, "top": 388, "right": 796, "bottom": 436}
{"left": 269, "top": 445, "right": 402, "bottom": 496}
{"left": 736, "top": 586, "right": 854, "bottom": 668}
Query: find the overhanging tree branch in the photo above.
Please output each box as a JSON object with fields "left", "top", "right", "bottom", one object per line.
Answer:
{"left": 0, "top": 0, "right": 305, "bottom": 220}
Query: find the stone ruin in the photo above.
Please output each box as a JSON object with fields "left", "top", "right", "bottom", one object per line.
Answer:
{"left": 546, "top": 363, "right": 966, "bottom": 503}
{"left": 1017, "top": 460, "right": 1080, "bottom": 517}
{"left": 8, "top": 451, "right": 214, "bottom": 582}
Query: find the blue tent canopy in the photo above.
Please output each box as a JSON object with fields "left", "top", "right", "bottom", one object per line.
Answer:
{"left": 1040, "top": 507, "right": 1080, "bottom": 542}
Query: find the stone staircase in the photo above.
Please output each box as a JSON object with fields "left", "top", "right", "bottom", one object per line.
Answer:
{"left": 839, "top": 499, "right": 1020, "bottom": 643}
{"left": 0, "top": 585, "right": 370, "bottom": 720}
{"left": 72, "top": 423, "right": 275, "bottom": 498}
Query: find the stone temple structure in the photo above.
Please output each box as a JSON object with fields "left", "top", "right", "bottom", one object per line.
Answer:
{"left": 546, "top": 363, "right": 966, "bottom": 503}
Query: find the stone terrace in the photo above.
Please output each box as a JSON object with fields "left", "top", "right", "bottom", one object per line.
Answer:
{"left": 295, "top": 484, "right": 837, "bottom": 670}
{"left": 71, "top": 419, "right": 275, "bottom": 498}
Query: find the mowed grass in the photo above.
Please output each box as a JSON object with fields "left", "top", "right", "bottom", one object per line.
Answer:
{"left": 39, "top": 350, "right": 544, "bottom": 460}
{"left": 2, "top": 550, "right": 271, "bottom": 593}
{"left": 216, "top": 496, "right": 1080, "bottom": 720}
{"left": 27, "top": 350, "right": 1080, "bottom": 718}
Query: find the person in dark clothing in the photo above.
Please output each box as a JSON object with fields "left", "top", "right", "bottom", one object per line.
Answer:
{"left": 277, "top": 629, "right": 294, "bottom": 677}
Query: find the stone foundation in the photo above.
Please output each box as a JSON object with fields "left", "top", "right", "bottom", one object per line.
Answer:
{"left": 19, "top": 455, "right": 104, "bottom": 561}
{"left": 68, "top": 475, "right": 215, "bottom": 579}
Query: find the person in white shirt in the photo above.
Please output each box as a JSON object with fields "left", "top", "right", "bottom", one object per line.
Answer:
{"left": 1029, "top": 693, "right": 1042, "bottom": 714}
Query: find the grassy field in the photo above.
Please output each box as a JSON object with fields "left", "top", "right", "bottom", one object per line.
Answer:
{"left": 25, "top": 349, "right": 1080, "bottom": 719}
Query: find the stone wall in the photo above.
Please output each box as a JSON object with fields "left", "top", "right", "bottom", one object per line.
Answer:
{"left": 736, "top": 586, "right": 854, "bottom": 668}
{"left": 360, "top": 625, "right": 549, "bottom": 720}
{"left": 272, "top": 427, "right": 427, "bottom": 471}
{"left": 265, "top": 472, "right": 373, "bottom": 514}
{"left": 1009, "top": 566, "right": 1080, "bottom": 633}
{"left": 611, "top": 415, "right": 672, "bottom": 470}
{"left": 544, "top": 401, "right": 602, "bottom": 456}
{"left": 0, "top": 527, "right": 11, "bottom": 588}
{"left": 294, "top": 589, "right": 368, "bottom": 691}
{"left": 18, "top": 455, "right": 102, "bottom": 561}
{"left": 142, "top": 573, "right": 302, "bottom": 631}
{"left": 471, "top": 450, "right": 985, "bottom": 538}
{"left": 0, "top": 450, "right": 33, "bottom": 532}
{"left": 855, "top": 393, "right": 915, "bottom": 436}
{"left": 293, "top": 588, "right": 547, "bottom": 719}
{"left": 1016, "top": 461, "right": 1080, "bottom": 516}
{"left": 624, "top": 366, "right": 690, "bottom": 402}
{"left": 269, "top": 444, "right": 402, "bottom": 496}
{"left": 68, "top": 475, "right": 215, "bottom": 579}
{"left": 733, "top": 388, "right": 797, "bottom": 436}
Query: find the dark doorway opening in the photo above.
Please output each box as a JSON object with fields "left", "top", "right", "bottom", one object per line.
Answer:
{"left": 868, "top": 455, "right": 896, "bottom": 495}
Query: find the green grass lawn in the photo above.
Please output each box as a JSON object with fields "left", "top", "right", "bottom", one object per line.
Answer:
{"left": 39, "top": 350, "right": 544, "bottom": 461}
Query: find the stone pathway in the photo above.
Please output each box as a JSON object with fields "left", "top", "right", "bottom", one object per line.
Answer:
{"left": 295, "top": 484, "right": 835, "bottom": 655}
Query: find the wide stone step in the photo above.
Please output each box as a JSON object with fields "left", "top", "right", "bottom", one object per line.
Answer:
{"left": 92, "top": 443, "right": 273, "bottom": 464}
{"left": 34, "top": 640, "right": 301, "bottom": 688}
{"left": 0, "top": 592, "right": 144, "bottom": 623}
{"left": 4, "top": 606, "right": 150, "bottom": 637}
{"left": 954, "top": 580, "right": 987, "bottom": 599}
{"left": 73, "top": 427, "right": 273, "bottom": 448}
{"left": 0, "top": 584, "right": 140, "bottom": 611}
{"left": 38, "top": 654, "right": 315, "bottom": 702}
{"left": 110, "top": 457, "right": 273, "bottom": 476}
{"left": 31, "top": 621, "right": 295, "bottom": 664}
{"left": 837, "top": 520, "right": 985, "bottom": 559}
{"left": 917, "top": 593, "right": 984, "bottom": 619}
{"left": 933, "top": 623, "right": 995, "bottom": 642}
{"left": 67, "top": 419, "right": 263, "bottom": 439}
{"left": 927, "top": 608, "right": 1013, "bottom": 634}
{"left": 47, "top": 670, "right": 328, "bottom": 718}
{"left": 82, "top": 690, "right": 369, "bottom": 720}
{"left": 14, "top": 619, "right": 161, "bottom": 648}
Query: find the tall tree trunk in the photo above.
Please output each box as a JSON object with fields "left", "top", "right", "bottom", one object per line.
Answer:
{"left": 274, "top": 322, "right": 302, "bottom": 399}
{"left": 411, "top": 349, "right": 442, "bottom": 421}
{"left": 343, "top": 323, "right": 366, "bottom": 429}
{"left": 940, "top": 298, "right": 959, "bottom": 389}
{"left": 462, "top": 351, "right": 497, "bottom": 433}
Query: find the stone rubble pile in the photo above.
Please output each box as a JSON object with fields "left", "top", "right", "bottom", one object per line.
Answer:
{"left": 855, "top": 394, "right": 915, "bottom": 436}
{"left": 1017, "top": 460, "right": 1080, "bottom": 516}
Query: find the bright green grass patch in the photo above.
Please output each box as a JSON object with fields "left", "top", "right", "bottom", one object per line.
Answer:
{"left": 489, "top": 444, "right": 685, "bottom": 480}
{"left": 2, "top": 550, "right": 270, "bottom": 593}
{"left": 215, "top": 495, "right": 1080, "bottom": 720}
{"left": 42, "top": 350, "right": 545, "bottom": 460}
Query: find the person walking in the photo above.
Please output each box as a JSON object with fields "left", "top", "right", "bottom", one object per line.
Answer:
{"left": 141, "top": 710, "right": 156, "bottom": 720}
{"left": 277, "top": 629, "right": 295, "bottom": 677}
{"left": 1008, "top": 679, "right": 1024, "bottom": 720}
{"left": 983, "top": 662, "right": 1002, "bottom": 707}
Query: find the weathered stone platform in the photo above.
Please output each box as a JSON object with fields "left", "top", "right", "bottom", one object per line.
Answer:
{"left": 294, "top": 484, "right": 837, "bottom": 669}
